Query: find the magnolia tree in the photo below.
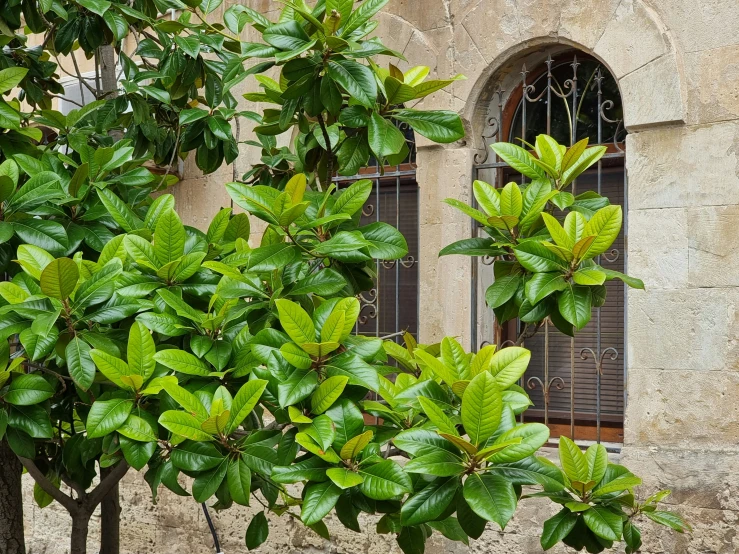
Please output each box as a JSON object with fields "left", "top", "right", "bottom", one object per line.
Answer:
{"left": 0, "top": 1, "right": 688, "bottom": 554}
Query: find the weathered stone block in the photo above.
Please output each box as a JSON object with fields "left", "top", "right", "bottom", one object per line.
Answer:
{"left": 685, "top": 44, "right": 739, "bottom": 125}
{"left": 688, "top": 205, "right": 739, "bottom": 287}
{"left": 628, "top": 208, "right": 689, "bottom": 289}
{"left": 627, "top": 122, "right": 739, "bottom": 210}
{"left": 593, "top": 0, "right": 667, "bottom": 78}
{"left": 624, "top": 369, "right": 739, "bottom": 446}
{"left": 627, "top": 288, "right": 736, "bottom": 371}
{"left": 620, "top": 53, "right": 685, "bottom": 129}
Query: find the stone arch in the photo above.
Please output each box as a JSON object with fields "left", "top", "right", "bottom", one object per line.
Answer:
{"left": 459, "top": 0, "right": 686, "bottom": 151}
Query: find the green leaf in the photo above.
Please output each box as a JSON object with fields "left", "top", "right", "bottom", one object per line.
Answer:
{"left": 326, "top": 467, "right": 364, "bottom": 489}
{"left": 327, "top": 59, "right": 377, "bottom": 109}
{"left": 228, "top": 457, "right": 252, "bottom": 506}
{"left": 200, "top": 0, "right": 224, "bottom": 15}
{"left": 4, "top": 374, "right": 55, "bottom": 405}
{"left": 491, "top": 142, "right": 548, "bottom": 181}
{"left": 154, "top": 209, "right": 186, "bottom": 265}
{"left": 416, "top": 396, "right": 458, "bottom": 435}
{"left": 66, "top": 337, "right": 95, "bottom": 391}
{"left": 562, "top": 145, "right": 607, "bottom": 186}
{"left": 403, "top": 450, "right": 465, "bottom": 477}
{"left": 540, "top": 508, "right": 578, "bottom": 550}
{"left": 359, "top": 459, "right": 412, "bottom": 500}
{"left": 19, "top": 327, "right": 58, "bottom": 362}
{"left": 358, "top": 222, "right": 408, "bottom": 260}
{"left": 128, "top": 321, "right": 156, "bottom": 381}
{"left": 401, "top": 476, "right": 459, "bottom": 526}
{"left": 120, "top": 436, "right": 155, "bottom": 470}
{"left": 462, "top": 473, "right": 517, "bottom": 529}
{"left": 600, "top": 268, "right": 644, "bottom": 289}
{"left": 337, "top": 134, "right": 370, "bottom": 176}
{"left": 0, "top": 67, "right": 28, "bottom": 94}
{"left": 489, "top": 347, "right": 531, "bottom": 389}
{"left": 192, "top": 460, "right": 228, "bottom": 503}
{"left": 485, "top": 423, "right": 549, "bottom": 464}
{"left": 226, "top": 380, "right": 268, "bottom": 434}
{"left": 13, "top": 220, "right": 68, "bottom": 255}
{"left": 301, "top": 481, "right": 341, "bottom": 525}
{"left": 557, "top": 284, "right": 592, "bottom": 330}
{"left": 500, "top": 182, "right": 523, "bottom": 217}
{"left": 72, "top": 259, "right": 122, "bottom": 310}
{"left": 558, "top": 436, "right": 588, "bottom": 482}
{"left": 154, "top": 350, "right": 211, "bottom": 377}
{"left": 158, "top": 411, "right": 214, "bottom": 441}
{"left": 473, "top": 180, "right": 501, "bottom": 216}
{"left": 311, "top": 375, "right": 349, "bottom": 414}
{"left": 245, "top": 512, "right": 269, "bottom": 550}
{"left": 339, "top": 0, "right": 387, "bottom": 35}
{"left": 485, "top": 274, "right": 520, "bottom": 309}
{"left": 278, "top": 370, "right": 319, "bottom": 408}
{"left": 89, "top": 349, "right": 128, "bottom": 388}
{"left": 263, "top": 21, "right": 311, "bottom": 50}
{"left": 392, "top": 109, "right": 464, "bottom": 143}
{"left": 103, "top": 10, "right": 129, "bottom": 41}
{"left": 645, "top": 511, "right": 691, "bottom": 533}
{"left": 86, "top": 399, "right": 133, "bottom": 439}
{"left": 275, "top": 299, "right": 316, "bottom": 345}
{"left": 582, "top": 505, "right": 622, "bottom": 541}
{"left": 97, "top": 189, "right": 142, "bottom": 232}
{"left": 579, "top": 205, "right": 622, "bottom": 259}
{"left": 332, "top": 179, "right": 373, "bottom": 216}
{"left": 117, "top": 414, "right": 157, "bottom": 442}
{"left": 368, "top": 112, "right": 406, "bottom": 158}
{"left": 9, "top": 405, "right": 52, "bottom": 439}
{"left": 585, "top": 443, "right": 608, "bottom": 485}
{"left": 525, "top": 272, "right": 568, "bottom": 304}
{"left": 77, "top": 0, "right": 111, "bottom": 16}
{"left": 171, "top": 442, "right": 224, "bottom": 471}
{"left": 513, "top": 241, "right": 569, "bottom": 273}
{"left": 461, "top": 372, "right": 502, "bottom": 446}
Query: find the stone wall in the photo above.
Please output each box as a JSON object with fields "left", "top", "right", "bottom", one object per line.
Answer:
{"left": 24, "top": 0, "right": 739, "bottom": 552}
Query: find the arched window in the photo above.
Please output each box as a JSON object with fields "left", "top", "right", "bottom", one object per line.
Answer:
{"left": 472, "top": 51, "right": 626, "bottom": 445}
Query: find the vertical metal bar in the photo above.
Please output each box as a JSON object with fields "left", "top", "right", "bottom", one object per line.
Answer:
{"left": 570, "top": 55, "right": 579, "bottom": 146}
{"left": 395, "top": 172, "right": 400, "bottom": 343}
{"left": 570, "top": 336, "right": 575, "bottom": 440}
{"left": 546, "top": 56, "right": 552, "bottom": 137}
{"left": 520, "top": 64, "right": 528, "bottom": 185}
{"left": 375, "top": 170, "right": 380, "bottom": 340}
{"left": 544, "top": 321, "right": 550, "bottom": 427}
{"left": 471, "top": 164, "right": 478, "bottom": 351}
{"left": 595, "top": 67, "right": 603, "bottom": 444}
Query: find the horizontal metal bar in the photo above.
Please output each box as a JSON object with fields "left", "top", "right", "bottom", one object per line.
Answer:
{"left": 473, "top": 152, "right": 625, "bottom": 171}
{"left": 332, "top": 169, "right": 417, "bottom": 182}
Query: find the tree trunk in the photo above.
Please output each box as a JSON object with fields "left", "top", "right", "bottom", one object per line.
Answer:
{"left": 0, "top": 440, "right": 26, "bottom": 554}
{"left": 97, "top": 45, "right": 117, "bottom": 99}
{"left": 70, "top": 515, "right": 89, "bottom": 554}
{"left": 99, "top": 467, "right": 120, "bottom": 554}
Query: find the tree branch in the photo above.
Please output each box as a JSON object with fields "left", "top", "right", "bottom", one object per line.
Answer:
{"left": 18, "top": 457, "right": 77, "bottom": 513}
{"left": 86, "top": 461, "right": 129, "bottom": 509}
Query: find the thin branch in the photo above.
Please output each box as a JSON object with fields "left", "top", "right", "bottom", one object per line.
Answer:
{"left": 47, "top": 94, "right": 84, "bottom": 108}
{"left": 70, "top": 54, "right": 96, "bottom": 98}
{"left": 514, "top": 321, "right": 545, "bottom": 346}
{"left": 86, "top": 460, "right": 129, "bottom": 508}
{"left": 18, "top": 457, "right": 77, "bottom": 513}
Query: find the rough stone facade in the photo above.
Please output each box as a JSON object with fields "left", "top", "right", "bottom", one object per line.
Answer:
{"left": 23, "top": 0, "right": 739, "bottom": 552}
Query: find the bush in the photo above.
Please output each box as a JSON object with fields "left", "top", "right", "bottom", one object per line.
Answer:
{"left": 0, "top": 1, "right": 687, "bottom": 554}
